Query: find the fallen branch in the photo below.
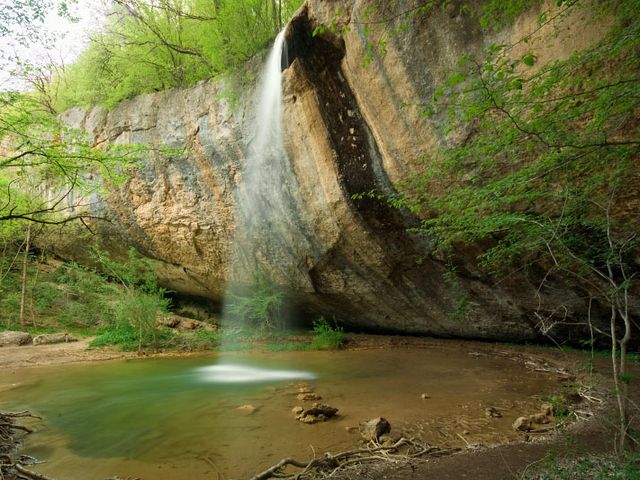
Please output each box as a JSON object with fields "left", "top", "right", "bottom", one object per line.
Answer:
{"left": 251, "top": 458, "right": 309, "bottom": 480}
{"left": 15, "top": 464, "right": 57, "bottom": 480}
{"left": 250, "top": 437, "right": 460, "bottom": 480}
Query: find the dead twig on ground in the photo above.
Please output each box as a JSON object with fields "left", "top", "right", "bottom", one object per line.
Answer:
{"left": 250, "top": 437, "right": 460, "bottom": 480}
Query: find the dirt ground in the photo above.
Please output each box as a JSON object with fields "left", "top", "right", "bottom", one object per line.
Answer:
{"left": 0, "top": 335, "right": 631, "bottom": 480}
{"left": 0, "top": 338, "right": 135, "bottom": 370}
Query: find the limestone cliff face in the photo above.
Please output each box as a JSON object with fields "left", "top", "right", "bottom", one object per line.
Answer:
{"left": 61, "top": 0, "right": 616, "bottom": 340}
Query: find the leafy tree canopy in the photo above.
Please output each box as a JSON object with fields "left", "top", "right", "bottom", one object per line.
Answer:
{"left": 53, "top": 0, "right": 302, "bottom": 110}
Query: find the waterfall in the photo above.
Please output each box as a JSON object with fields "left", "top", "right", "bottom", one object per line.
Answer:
{"left": 206, "top": 29, "right": 314, "bottom": 382}
{"left": 230, "top": 30, "right": 291, "bottom": 289}
{"left": 250, "top": 30, "right": 287, "bottom": 161}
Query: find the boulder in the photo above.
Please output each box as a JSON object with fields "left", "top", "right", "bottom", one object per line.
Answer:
{"left": 157, "top": 316, "right": 180, "bottom": 328}
{"left": 0, "top": 331, "right": 32, "bottom": 346}
{"left": 32, "top": 333, "right": 78, "bottom": 346}
{"left": 359, "top": 417, "right": 391, "bottom": 441}
{"left": 378, "top": 434, "right": 400, "bottom": 447}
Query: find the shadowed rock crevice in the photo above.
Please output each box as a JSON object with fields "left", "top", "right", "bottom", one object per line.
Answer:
{"left": 285, "top": 10, "right": 449, "bottom": 309}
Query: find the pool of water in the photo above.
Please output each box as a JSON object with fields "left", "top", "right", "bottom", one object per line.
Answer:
{"left": 0, "top": 346, "right": 562, "bottom": 479}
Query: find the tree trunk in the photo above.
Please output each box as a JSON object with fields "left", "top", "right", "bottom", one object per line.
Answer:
{"left": 616, "top": 292, "right": 632, "bottom": 454}
{"left": 19, "top": 224, "right": 31, "bottom": 331}
{"left": 271, "top": 0, "right": 278, "bottom": 34}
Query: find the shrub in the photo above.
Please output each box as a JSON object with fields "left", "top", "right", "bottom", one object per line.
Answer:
{"left": 227, "top": 280, "right": 284, "bottom": 331}
{"left": 93, "top": 292, "right": 171, "bottom": 352}
{"left": 90, "top": 322, "right": 139, "bottom": 351}
{"left": 309, "top": 316, "right": 345, "bottom": 350}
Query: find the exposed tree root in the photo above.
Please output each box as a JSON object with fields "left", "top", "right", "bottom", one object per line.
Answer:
{"left": 249, "top": 437, "right": 460, "bottom": 480}
{"left": 0, "top": 411, "right": 55, "bottom": 480}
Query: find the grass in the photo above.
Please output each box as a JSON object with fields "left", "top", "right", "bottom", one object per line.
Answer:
{"left": 522, "top": 452, "right": 640, "bottom": 479}
{"left": 167, "top": 330, "right": 221, "bottom": 351}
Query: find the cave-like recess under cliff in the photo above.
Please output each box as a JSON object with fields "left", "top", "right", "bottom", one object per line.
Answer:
{"left": 55, "top": 0, "right": 635, "bottom": 344}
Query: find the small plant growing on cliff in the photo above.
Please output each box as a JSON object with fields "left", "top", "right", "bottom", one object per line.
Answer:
{"left": 310, "top": 316, "right": 345, "bottom": 350}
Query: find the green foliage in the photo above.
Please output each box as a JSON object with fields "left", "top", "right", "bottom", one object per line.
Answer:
{"left": 91, "top": 247, "right": 160, "bottom": 294}
{"left": 90, "top": 322, "right": 139, "bottom": 351}
{"left": 523, "top": 452, "right": 640, "bottom": 479}
{"left": 0, "top": 91, "right": 143, "bottom": 228}
{"left": 0, "top": 248, "right": 120, "bottom": 332}
{"left": 0, "top": 0, "right": 77, "bottom": 68}
{"left": 166, "top": 329, "right": 221, "bottom": 351}
{"left": 0, "top": 291, "right": 21, "bottom": 326}
{"left": 478, "top": 0, "right": 543, "bottom": 30}
{"left": 542, "top": 394, "right": 570, "bottom": 420}
{"left": 113, "top": 292, "right": 170, "bottom": 352}
{"left": 442, "top": 264, "right": 469, "bottom": 321}
{"left": 54, "top": 0, "right": 303, "bottom": 110}
{"left": 87, "top": 247, "right": 171, "bottom": 352}
{"left": 54, "top": 261, "right": 116, "bottom": 294}
{"left": 227, "top": 278, "right": 284, "bottom": 331}
{"left": 309, "top": 316, "right": 345, "bottom": 350}
{"left": 402, "top": 0, "right": 640, "bottom": 286}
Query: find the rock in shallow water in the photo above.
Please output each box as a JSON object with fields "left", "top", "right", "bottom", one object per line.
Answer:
{"left": 293, "top": 403, "right": 338, "bottom": 424}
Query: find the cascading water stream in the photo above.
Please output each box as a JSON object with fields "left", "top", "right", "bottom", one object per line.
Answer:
{"left": 199, "top": 29, "right": 314, "bottom": 384}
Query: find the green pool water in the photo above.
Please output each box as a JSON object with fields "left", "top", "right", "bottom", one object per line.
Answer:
{"left": 0, "top": 346, "right": 562, "bottom": 479}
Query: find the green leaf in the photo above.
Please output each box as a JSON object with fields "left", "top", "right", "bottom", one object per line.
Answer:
{"left": 522, "top": 53, "right": 537, "bottom": 67}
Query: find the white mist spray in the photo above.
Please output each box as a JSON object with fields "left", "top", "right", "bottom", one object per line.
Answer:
{"left": 204, "top": 30, "right": 314, "bottom": 383}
